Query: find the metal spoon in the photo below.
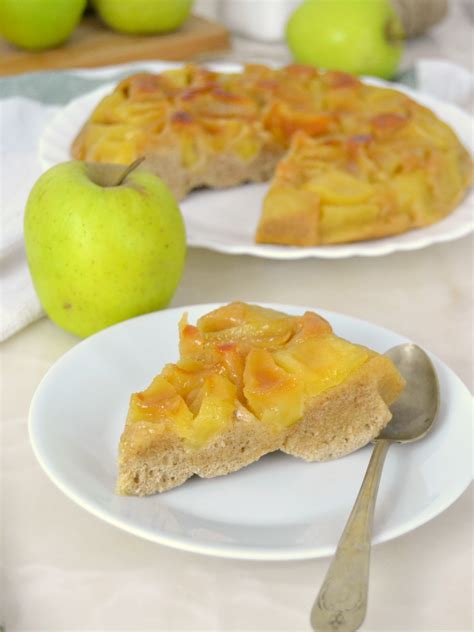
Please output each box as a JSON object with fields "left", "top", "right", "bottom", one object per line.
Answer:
{"left": 310, "top": 343, "right": 439, "bottom": 632}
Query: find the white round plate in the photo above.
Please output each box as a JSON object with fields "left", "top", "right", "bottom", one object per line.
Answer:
{"left": 39, "top": 62, "right": 473, "bottom": 260}
{"left": 29, "top": 303, "right": 472, "bottom": 560}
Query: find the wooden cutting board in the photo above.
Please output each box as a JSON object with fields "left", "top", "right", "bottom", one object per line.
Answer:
{"left": 0, "top": 14, "right": 231, "bottom": 77}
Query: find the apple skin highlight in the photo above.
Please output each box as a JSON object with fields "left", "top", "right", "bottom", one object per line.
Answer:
{"left": 24, "top": 161, "right": 187, "bottom": 338}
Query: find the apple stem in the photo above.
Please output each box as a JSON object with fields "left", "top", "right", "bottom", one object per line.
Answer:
{"left": 114, "top": 156, "right": 146, "bottom": 186}
{"left": 385, "top": 18, "right": 405, "bottom": 44}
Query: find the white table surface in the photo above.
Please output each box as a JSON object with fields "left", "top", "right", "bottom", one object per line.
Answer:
{"left": 2, "top": 3, "right": 473, "bottom": 631}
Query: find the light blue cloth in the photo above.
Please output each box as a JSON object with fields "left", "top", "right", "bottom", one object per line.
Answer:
{"left": 0, "top": 63, "right": 419, "bottom": 105}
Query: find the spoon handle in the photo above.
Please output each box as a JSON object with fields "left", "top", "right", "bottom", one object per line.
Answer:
{"left": 310, "top": 438, "right": 391, "bottom": 631}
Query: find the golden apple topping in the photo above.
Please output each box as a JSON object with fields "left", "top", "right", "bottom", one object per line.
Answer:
{"left": 128, "top": 303, "right": 374, "bottom": 448}
{"left": 257, "top": 121, "right": 472, "bottom": 246}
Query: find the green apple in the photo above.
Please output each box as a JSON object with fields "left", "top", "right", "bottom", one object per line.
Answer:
{"left": 93, "top": 0, "right": 193, "bottom": 35}
{"left": 286, "top": 0, "right": 404, "bottom": 79}
{"left": 0, "top": 0, "right": 86, "bottom": 51}
{"left": 24, "top": 160, "right": 187, "bottom": 338}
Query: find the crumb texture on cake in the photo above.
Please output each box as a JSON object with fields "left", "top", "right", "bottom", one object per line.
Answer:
{"left": 117, "top": 302, "right": 405, "bottom": 495}
{"left": 72, "top": 64, "right": 472, "bottom": 246}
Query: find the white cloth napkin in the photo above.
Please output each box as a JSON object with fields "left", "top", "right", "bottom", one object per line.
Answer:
{"left": 0, "top": 98, "right": 59, "bottom": 340}
{"left": 415, "top": 59, "right": 474, "bottom": 110}
{"left": 1, "top": 59, "right": 472, "bottom": 342}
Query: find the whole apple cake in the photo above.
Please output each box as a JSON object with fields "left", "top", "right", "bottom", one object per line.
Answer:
{"left": 72, "top": 64, "right": 472, "bottom": 246}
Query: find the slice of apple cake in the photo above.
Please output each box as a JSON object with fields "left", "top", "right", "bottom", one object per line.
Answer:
{"left": 117, "top": 302, "right": 405, "bottom": 495}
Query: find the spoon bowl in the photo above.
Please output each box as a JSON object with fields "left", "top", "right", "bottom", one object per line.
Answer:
{"left": 379, "top": 343, "right": 439, "bottom": 443}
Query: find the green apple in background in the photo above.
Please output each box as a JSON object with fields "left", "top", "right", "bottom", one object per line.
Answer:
{"left": 24, "top": 160, "right": 187, "bottom": 338}
{"left": 0, "top": 0, "right": 86, "bottom": 51}
{"left": 93, "top": 0, "right": 193, "bottom": 35}
{"left": 286, "top": 0, "right": 404, "bottom": 79}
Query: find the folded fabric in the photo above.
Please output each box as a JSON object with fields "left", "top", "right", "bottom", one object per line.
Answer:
{"left": 416, "top": 59, "right": 474, "bottom": 110}
{"left": 1, "top": 98, "right": 58, "bottom": 340}
{"left": 0, "top": 59, "right": 472, "bottom": 342}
